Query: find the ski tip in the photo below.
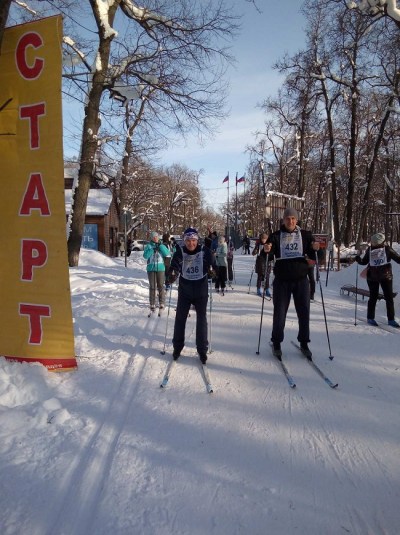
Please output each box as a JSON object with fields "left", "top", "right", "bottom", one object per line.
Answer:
{"left": 332, "top": 383, "right": 339, "bottom": 389}
{"left": 329, "top": 356, "right": 334, "bottom": 360}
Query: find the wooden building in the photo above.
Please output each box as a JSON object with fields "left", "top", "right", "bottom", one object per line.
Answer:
{"left": 64, "top": 165, "right": 120, "bottom": 257}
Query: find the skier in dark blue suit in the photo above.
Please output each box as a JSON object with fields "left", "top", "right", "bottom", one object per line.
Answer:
{"left": 167, "top": 227, "right": 214, "bottom": 364}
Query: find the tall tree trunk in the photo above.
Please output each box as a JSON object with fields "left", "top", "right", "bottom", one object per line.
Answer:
{"left": 67, "top": 3, "right": 119, "bottom": 266}
{"left": 343, "top": 94, "right": 358, "bottom": 246}
{"left": 119, "top": 98, "right": 148, "bottom": 215}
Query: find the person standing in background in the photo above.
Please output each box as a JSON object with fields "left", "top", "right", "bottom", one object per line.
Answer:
{"left": 227, "top": 236, "right": 235, "bottom": 286}
{"left": 215, "top": 235, "right": 228, "bottom": 295}
{"left": 118, "top": 236, "right": 125, "bottom": 257}
{"left": 143, "top": 231, "right": 170, "bottom": 313}
{"left": 252, "top": 232, "right": 271, "bottom": 297}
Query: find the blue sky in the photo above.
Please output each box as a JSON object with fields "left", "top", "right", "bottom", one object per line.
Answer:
{"left": 158, "top": 0, "right": 307, "bottom": 211}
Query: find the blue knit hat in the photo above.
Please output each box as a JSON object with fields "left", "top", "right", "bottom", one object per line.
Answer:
{"left": 150, "top": 231, "right": 159, "bottom": 239}
{"left": 183, "top": 227, "right": 199, "bottom": 241}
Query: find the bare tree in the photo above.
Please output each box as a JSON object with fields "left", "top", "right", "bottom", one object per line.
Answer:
{"left": 250, "top": 0, "right": 400, "bottom": 250}
{"left": 62, "top": 1, "right": 238, "bottom": 266}
{"left": 9, "top": 0, "right": 238, "bottom": 265}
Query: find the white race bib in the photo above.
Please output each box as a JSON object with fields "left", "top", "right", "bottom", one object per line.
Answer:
{"left": 369, "top": 247, "right": 388, "bottom": 267}
{"left": 280, "top": 228, "right": 303, "bottom": 259}
{"left": 182, "top": 251, "right": 204, "bottom": 280}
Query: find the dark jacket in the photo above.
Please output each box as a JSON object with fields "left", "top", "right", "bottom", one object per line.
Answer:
{"left": 267, "top": 225, "right": 317, "bottom": 281}
{"left": 253, "top": 236, "right": 269, "bottom": 275}
{"left": 355, "top": 245, "right": 400, "bottom": 282}
{"left": 254, "top": 249, "right": 268, "bottom": 276}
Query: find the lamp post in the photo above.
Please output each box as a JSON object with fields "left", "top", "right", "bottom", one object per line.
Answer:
{"left": 259, "top": 160, "right": 269, "bottom": 232}
{"left": 122, "top": 208, "right": 128, "bottom": 268}
{"left": 172, "top": 193, "right": 190, "bottom": 232}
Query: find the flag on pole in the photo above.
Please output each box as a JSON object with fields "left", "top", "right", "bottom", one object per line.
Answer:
{"left": 237, "top": 176, "right": 245, "bottom": 184}
{"left": 222, "top": 174, "right": 229, "bottom": 183}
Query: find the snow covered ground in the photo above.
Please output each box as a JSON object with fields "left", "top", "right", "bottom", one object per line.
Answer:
{"left": 1, "top": 248, "right": 400, "bottom": 535}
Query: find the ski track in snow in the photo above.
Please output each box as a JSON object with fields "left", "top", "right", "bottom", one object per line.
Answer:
{"left": 46, "top": 314, "right": 157, "bottom": 534}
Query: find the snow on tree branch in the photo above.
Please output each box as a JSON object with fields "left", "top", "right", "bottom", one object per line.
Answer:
{"left": 348, "top": 0, "right": 400, "bottom": 24}
{"left": 119, "top": 0, "right": 182, "bottom": 31}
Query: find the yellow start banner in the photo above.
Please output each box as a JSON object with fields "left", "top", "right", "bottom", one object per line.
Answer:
{"left": 0, "top": 16, "right": 77, "bottom": 371}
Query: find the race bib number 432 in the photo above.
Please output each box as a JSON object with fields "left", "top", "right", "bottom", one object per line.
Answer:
{"left": 280, "top": 231, "right": 303, "bottom": 259}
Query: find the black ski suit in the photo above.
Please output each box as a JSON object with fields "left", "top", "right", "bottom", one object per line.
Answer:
{"left": 267, "top": 225, "right": 317, "bottom": 345}
{"left": 168, "top": 244, "right": 213, "bottom": 357}
{"left": 355, "top": 245, "right": 400, "bottom": 322}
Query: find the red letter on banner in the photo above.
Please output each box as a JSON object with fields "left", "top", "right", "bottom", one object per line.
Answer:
{"left": 19, "top": 103, "right": 46, "bottom": 149}
{"left": 21, "top": 239, "right": 48, "bottom": 281}
{"left": 15, "top": 32, "right": 44, "bottom": 80}
{"left": 20, "top": 173, "right": 50, "bottom": 215}
{"left": 19, "top": 304, "right": 51, "bottom": 344}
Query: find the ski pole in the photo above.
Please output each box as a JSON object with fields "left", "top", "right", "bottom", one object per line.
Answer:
{"left": 247, "top": 267, "right": 254, "bottom": 294}
{"left": 208, "top": 277, "right": 213, "bottom": 353}
{"left": 160, "top": 284, "right": 173, "bottom": 355}
{"left": 354, "top": 260, "right": 359, "bottom": 326}
{"left": 325, "top": 250, "right": 332, "bottom": 287}
{"left": 316, "top": 255, "right": 333, "bottom": 360}
{"left": 263, "top": 256, "right": 272, "bottom": 300}
{"left": 256, "top": 256, "right": 271, "bottom": 354}
{"left": 256, "top": 281, "right": 267, "bottom": 355}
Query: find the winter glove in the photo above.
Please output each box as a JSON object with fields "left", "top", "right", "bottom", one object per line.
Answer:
{"left": 166, "top": 270, "right": 178, "bottom": 285}
{"left": 355, "top": 255, "right": 361, "bottom": 264}
{"left": 208, "top": 267, "right": 216, "bottom": 279}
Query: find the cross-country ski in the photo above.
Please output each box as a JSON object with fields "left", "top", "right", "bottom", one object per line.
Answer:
{"left": 291, "top": 341, "right": 338, "bottom": 388}
{"left": 269, "top": 343, "right": 296, "bottom": 388}
{"left": 160, "top": 359, "right": 176, "bottom": 388}
{"left": 200, "top": 363, "right": 214, "bottom": 393}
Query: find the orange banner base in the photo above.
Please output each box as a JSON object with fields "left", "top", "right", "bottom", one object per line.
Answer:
{"left": 3, "top": 355, "right": 78, "bottom": 372}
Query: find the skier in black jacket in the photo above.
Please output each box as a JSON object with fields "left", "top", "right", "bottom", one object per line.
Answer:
{"left": 355, "top": 232, "right": 400, "bottom": 327}
{"left": 167, "top": 227, "right": 214, "bottom": 364}
{"left": 264, "top": 207, "right": 320, "bottom": 359}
